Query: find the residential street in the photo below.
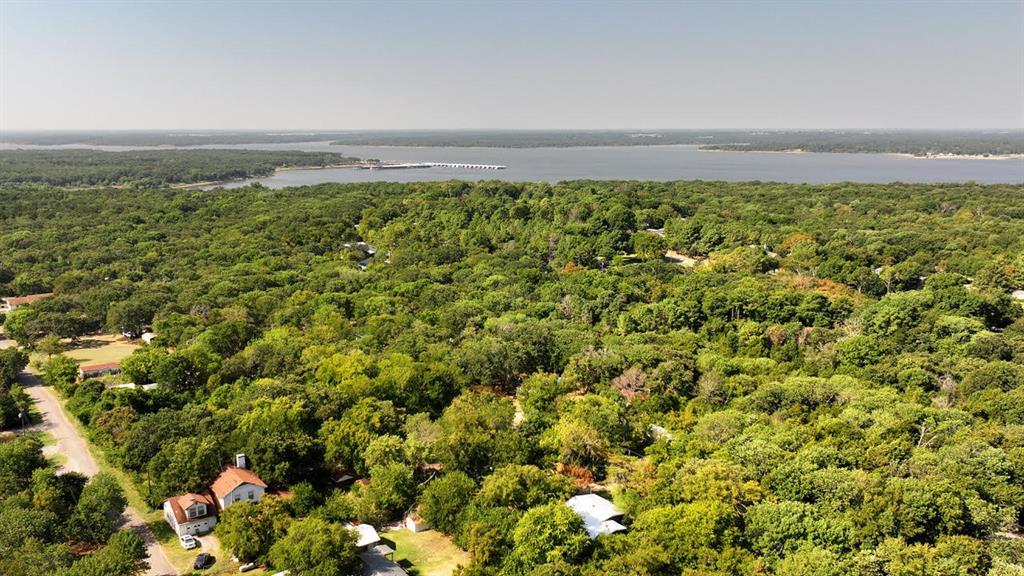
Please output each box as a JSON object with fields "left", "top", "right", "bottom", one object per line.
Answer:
{"left": 22, "top": 374, "right": 179, "bottom": 576}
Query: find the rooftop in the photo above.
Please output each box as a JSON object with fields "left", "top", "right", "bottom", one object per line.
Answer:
{"left": 349, "top": 523, "right": 381, "bottom": 548}
{"left": 566, "top": 493, "right": 626, "bottom": 538}
{"left": 165, "top": 492, "right": 214, "bottom": 523}
{"left": 2, "top": 292, "right": 53, "bottom": 306}
{"left": 210, "top": 466, "right": 267, "bottom": 499}
{"left": 79, "top": 361, "right": 121, "bottom": 373}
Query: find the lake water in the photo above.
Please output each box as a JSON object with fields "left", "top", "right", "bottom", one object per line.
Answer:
{"left": 206, "top": 143, "right": 1024, "bottom": 187}
{"left": 3, "top": 141, "right": 1022, "bottom": 186}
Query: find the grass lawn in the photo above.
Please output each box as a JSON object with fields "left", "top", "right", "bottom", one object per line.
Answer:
{"left": 61, "top": 334, "right": 140, "bottom": 367}
{"left": 383, "top": 528, "right": 471, "bottom": 576}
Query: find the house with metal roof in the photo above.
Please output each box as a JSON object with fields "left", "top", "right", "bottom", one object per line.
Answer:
{"left": 566, "top": 493, "right": 627, "bottom": 538}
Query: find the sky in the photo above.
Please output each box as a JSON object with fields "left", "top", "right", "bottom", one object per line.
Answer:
{"left": 2, "top": 1, "right": 1023, "bottom": 131}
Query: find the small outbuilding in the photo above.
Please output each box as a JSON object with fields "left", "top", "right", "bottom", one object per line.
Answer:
{"left": 566, "top": 493, "right": 627, "bottom": 539}
{"left": 405, "top": 510, "right": 429, "bottom": 533}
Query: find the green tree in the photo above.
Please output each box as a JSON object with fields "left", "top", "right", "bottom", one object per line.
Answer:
{"left": 65, "top": 473, "right": 127, "bottom": 544}
{"left": 42, "top": 355, "right": 80, "bottom": 396}
{"left": 0, "top": 435, "right": 47, "bottom": 496}
{"left": 476, "top": 465, "right": 574, "bottom": 510}
{"left": 267, "top": 517, "right": 360, "bottom": 576}
{"left": 499, "top": 502, "right": 590, "bottom": 576}
{"left": 237, "top": 396, "right": 317, "bottom": 486}
{"left": 632, "top": 232, "right": 667, "bottom": 261}
{"left": 57, "top": 530, "right": 147, "bottom": 576}
{"left": 216, "top": 497, "right": 290, "bottom": 562}
{"left": 420, "top": 471, "right": 476, "bottom": 534}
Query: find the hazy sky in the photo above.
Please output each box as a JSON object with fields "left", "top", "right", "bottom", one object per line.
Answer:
{"left": 2, "top": 1, "right": 1023, "bottom": 130}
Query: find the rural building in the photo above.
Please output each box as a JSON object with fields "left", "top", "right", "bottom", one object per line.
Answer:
{"left": 78, "top": 361, "right": 121, "bottom": 380}
{"left": 211, "top": 455, "right": 267, "bottom": 509}
{"left": 162, "top": 454, "right": 267, "bottom": 537}
{"left": 360, "top": 545, "right": 406, "bottom": 576}
{"left": 349, "top": 523, "right": 381, "bottom": 549}
{"left": 141, "top": 332, "right": 156, "bottom": 344}
{"left": 405, "top": 510, "right": 429, "bottom": 533}
{"left": 0, "top": 292, "right": 53, "bottom": 312}
{"left": 566, "top": 493, "right": 627, "bottom": 538}
{"left": 163, "top": 492, "right": 218, "bottom": 536}
{"left": 351, "top": 524, "right": 406, "bottom": 576}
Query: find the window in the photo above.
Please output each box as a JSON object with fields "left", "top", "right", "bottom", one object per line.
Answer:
{"left": 247, "top": 490, "right": 254, "bottom": 500}
{"left": 187, "top": 504, "right": 206, "bottom": 519}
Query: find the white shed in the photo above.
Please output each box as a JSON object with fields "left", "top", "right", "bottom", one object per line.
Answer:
{"left": 566, "top": 493, "right": 627, "bottom": 539}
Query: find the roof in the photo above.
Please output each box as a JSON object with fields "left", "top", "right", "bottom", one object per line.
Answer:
{"left": 79, "top": 361, "right": 121, "bottom": 373}
{"left": 349, "top": 523, "right": 381, "bottom": 548}
{"left": 2, "top": 293, "right": 53, "bottom": 307}
{"left": 360, "top": 548, "right": 407, "bottom": 576}
{"left": 566, "top": 494, "right": 626, "bottom": 538}
{"left": 165, "top": 492, "right": 214, "bottom": 524}
{"left": 210, "top": 466, "right": 267, "bottom": 499}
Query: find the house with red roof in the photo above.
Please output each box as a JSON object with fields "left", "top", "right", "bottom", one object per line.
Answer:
{"left": 163, "top": 492, "right": 217, "bottom": 537}
{"left": 0, "top": 292, "right": 53, "bottom": 312}
{"left": 162, "top": 454, "right": 267, "bottom": 537}
{"left": 210, "top": 454, "right": 267, "bottom": 509}
{"left": 78, "top": 361, "right": 121, "bottom": 380}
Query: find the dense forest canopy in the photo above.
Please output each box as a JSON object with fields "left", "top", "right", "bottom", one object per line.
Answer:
{"left": 4, "top": 129, "right": 1023, "bottom": 155}
{"left": 0, "top": 149, "right": 359, "bottom": 187}
{"left": 2, "top": 178, "right": 1024, "bottom": 575}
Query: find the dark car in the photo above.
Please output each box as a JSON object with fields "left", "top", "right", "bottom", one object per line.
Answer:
{"left": 193, "top": 553, "right": 214, "bottom": 570}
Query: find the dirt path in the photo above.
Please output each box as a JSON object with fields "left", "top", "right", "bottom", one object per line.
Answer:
{"left": 22, "top": 375, "right": 179, "bottom": 576}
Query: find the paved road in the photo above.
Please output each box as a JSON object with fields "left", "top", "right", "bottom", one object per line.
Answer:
{"left": 23, "top": 375, "right": 180, "bottom": 576}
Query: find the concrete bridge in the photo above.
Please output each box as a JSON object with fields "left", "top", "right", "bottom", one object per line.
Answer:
{"left": 428, "top": 162, "right": 506, "bottom": 170}
{"left": 361, "top": 162, "right": 506, "bottom": 170}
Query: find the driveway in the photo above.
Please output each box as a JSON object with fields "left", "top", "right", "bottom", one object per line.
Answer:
{"left": 22, "top": 374, "right": 179, "bottom": 576}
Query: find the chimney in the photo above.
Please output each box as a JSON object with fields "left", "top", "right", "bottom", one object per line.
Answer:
{"left": 235, "top": 453, "right": 247, "bottom": 469}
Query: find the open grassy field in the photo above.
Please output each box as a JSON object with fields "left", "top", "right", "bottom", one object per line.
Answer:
{"left": 61, "top": 333, "right": 140, "bottom": 366}
{"left": 383, "top": 528, "right": 471, "bottom": 576}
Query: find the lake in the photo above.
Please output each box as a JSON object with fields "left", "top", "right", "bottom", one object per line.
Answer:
{"left": 3, "top": 141, "right": 1022, "bottom": 186}
{"left": 204, "top": 143, "right": 1024, "bottom": 187}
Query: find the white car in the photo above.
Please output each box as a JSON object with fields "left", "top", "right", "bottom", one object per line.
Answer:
{"left": 179, "top": 534, "right": 199, "bottom": 550}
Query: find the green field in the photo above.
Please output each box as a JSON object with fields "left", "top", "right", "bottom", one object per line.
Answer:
{"left": 384, "top": 528, "right": 471, "bottom": 576}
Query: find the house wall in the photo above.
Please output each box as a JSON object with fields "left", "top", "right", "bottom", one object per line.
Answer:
{"left": 217, "top": 483, "right": 265, "bottom": 509}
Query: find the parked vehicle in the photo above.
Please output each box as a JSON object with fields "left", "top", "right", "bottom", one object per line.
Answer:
{"left": 179, "top": 534, "right": 198, "bottom": 550}
{"left": 193, "top": 553, "right": 214, "bottom": 570}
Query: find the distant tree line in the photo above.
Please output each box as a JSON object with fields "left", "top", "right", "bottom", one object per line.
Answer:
{"left": 3, "top": 129, "right": 1022, "bottom": 155}
{"left": 0, "top": 149, "right": 359, "bottom": 187}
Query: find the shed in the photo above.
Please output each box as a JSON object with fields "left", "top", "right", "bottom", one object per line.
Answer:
{"left": 566, "top": 493, "right": 627, "bottom": 538}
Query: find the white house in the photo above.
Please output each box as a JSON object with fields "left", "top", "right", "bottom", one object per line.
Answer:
{"left": 566, "top": 494, "right": 627, "bottom": 538}
{"left": 163, "top": 492, "right": 217, "bottom": 536}
{"left": 211, "top": 456, "right": 267, "bottom": 510}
